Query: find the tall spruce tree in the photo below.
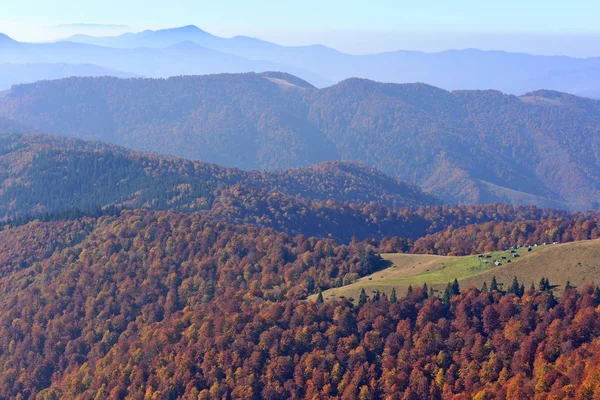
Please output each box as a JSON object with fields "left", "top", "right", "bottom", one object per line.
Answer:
{"left": 373, "top": 290, "right": 381, "bottom": 302}
{"left": 390, "top": 287, "right": 398, "bottom": 303}
{"left": 490, "top": 276, "right": 499, "bottom": 292}
{"left": 358, "top": 288, "right": 368, "bottom": 307}
{"left": 452, "top": 279, "right": 460, "bottom": 295}
{"left": 443, "top": 283, "right": 453, "bottom": 306}
{"left": 509, "top": 277, "right": 520, "bottom": 294}
{"left": 316, "top": 291, "right": 324, "bottom": 304}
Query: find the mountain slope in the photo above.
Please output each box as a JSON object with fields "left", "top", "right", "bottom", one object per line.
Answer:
{"left": 0, "top": 133, "right": 579, "bottom": 243}
{"left": 1, "top": 74, "right": 600, "bottom": 209}
{"left": 0, "top": 210, "right": 383, "bottom": 398}
{"left": 0, "top": 62, "right": 139, "bottom": 90}
{"left": 0, "top": 117, "right": 33, "bottom": 134}
{"left": 0, "top": 133, "right": 446, "bottom": 241}
{"left": 0, "top": 33, "right": 16, "bottom": 45}
{"left": 265, "top": 161, "right": 437, "bottom": 208}
{"left": 308, "top": 80, "right": 600, "bottom": 208}
{"left": 321, "top": 239, "right": 600, "bottom": 301}
{"left": 0, "top": 74, "right": 334, "bottom": 170}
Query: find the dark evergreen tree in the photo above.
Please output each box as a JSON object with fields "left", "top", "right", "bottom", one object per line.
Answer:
{"left": 316, "top": 291, "right": 324, "bottom": 304}
{"left": 443, "top": 283, "right": 453, "bottom": 306}
{"left": 373, "top": 290, "right": 381, "bottom": 302}
{"left": 358, "top": 288, "right": 368, "bottom": 307}
{"left": 390, "top": 287, "right": 397, "bottom": 304}
{"left": 547, "top": 290, "right": 558, "bottom": 308}
{"left": 509, "top": 276, "right": 520, "bottom": 295}
{"left": 539, "top": 277, "right": 549, "bottom": 291}
{"left": 490, "top": 276, "right": 499, "bottom": 292}
{"left": 306, "top": 277, "right": 315, "bottom": 294}
{"left": 565, "top": 280, "right": 574, "bottom": 290}
{"left": 451, "top": 279, "right": 460, "bottom": 295}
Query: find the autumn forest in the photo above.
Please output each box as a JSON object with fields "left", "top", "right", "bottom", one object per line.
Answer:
{"left": 0, "top": 128, "right": 595, "bottom": 399}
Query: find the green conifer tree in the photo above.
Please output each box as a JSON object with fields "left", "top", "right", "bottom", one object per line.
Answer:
{"left": 452, "top": 279, "right": 460, "bottom": 295}
{"left": 390, "top": 287, "right": 398, "bottom": 303}
{"left": 358, "top": 288, "right": 368, "bottom": 307}
{"left": 316, "top": 291, "right": 324, "bottom": 304}
{"left": 490, "top": 276, "right": 499, "bottom": 292}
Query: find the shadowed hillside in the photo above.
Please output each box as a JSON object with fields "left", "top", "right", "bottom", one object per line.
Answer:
{"left": 0, "top": 134, "right": 581, "bottom": 243}
{"left": 0, "top": 133, "right": 443, "bottom": 241}
{"left": 2, "top": 74, "right": 600, "bottom": 209}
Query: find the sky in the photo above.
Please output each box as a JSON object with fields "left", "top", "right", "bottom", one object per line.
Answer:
{"left": 2, "top": 0, "right": 600, "bottom": 56}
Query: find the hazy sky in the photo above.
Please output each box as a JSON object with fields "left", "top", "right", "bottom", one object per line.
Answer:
{"left": 2, "top": 0, "right": 600, "bottom": 56}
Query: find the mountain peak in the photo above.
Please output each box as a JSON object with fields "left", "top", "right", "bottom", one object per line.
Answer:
{"left": 260, "top": 72, "right": 315, "bottom": 89}
{"left": 177, "top": 25, "right": 203, "bottom": 31}
{"left": 0, "top": 33, "right": 15, "bottom": 43}
{"left": 159, "top": 25, "right": 210, "bottom": 35}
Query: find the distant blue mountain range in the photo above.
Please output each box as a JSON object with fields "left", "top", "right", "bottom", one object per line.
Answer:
{"left": 0, "top": 26, "right": 600, "bottom": 97}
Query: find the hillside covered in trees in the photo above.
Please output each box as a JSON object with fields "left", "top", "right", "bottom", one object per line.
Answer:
{"left": 1, "top": 209, "right": 600, "bottom": 398}
{"left": 411, "top": 216, "right": 600, "bottom": 256}
{"left": 2, "top": 74, "right": 600, "bottom": 209}
{"left": 0, "top": 134, "right": 441, "bottom": 237}
{"left": 3, "top": 93, "right": 600, "bottom": 399}
{"left": 1, "top": 133, "right": 582, "bottom": 243}
{"left": 0, "top": 135, "right": 598, "bottom": 398}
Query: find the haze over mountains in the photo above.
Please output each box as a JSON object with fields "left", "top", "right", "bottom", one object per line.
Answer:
{"left": 1, "top": 26, "right": 600, "bottom": 96}
{"left": 0, "top": 28, "right": 327, "bottom": 89}
{"left": 2, "top": 72, "right": 600, "bottom": 210}
{"left": 0, "top": 63, "right": 137, "bottom": 90}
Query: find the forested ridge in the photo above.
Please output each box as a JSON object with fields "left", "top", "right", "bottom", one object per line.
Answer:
{"left": 3, "top": 74, "right": 600, "bottom": 209}
{"left": 0, "top": 133, "right": 582, "bottom": 244}
{"left": 0, "top": 134, "right": 438, "bottom": 240}
{"left": 411, "top": 216, "right": 600, "bottom": 256}
{"left": 1, "top": 210, "right": 600, "bottom": 398}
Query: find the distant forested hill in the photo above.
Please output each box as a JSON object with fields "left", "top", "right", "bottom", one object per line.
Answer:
{"left": 0, "top": 133, "right": 441, "bottom": 241}
{"left": 1, "top": 74, "right": 600, "bottom": 209}
{"left": 0, "top": 133, "right": 577, "bottom": 242}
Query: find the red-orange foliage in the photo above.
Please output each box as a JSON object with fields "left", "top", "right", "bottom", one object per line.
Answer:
{"left": 0, "top": 211, "right": 600, "bottom": 398}
{"left": 411, "top": 216, "right": 600, "bottom": 256}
